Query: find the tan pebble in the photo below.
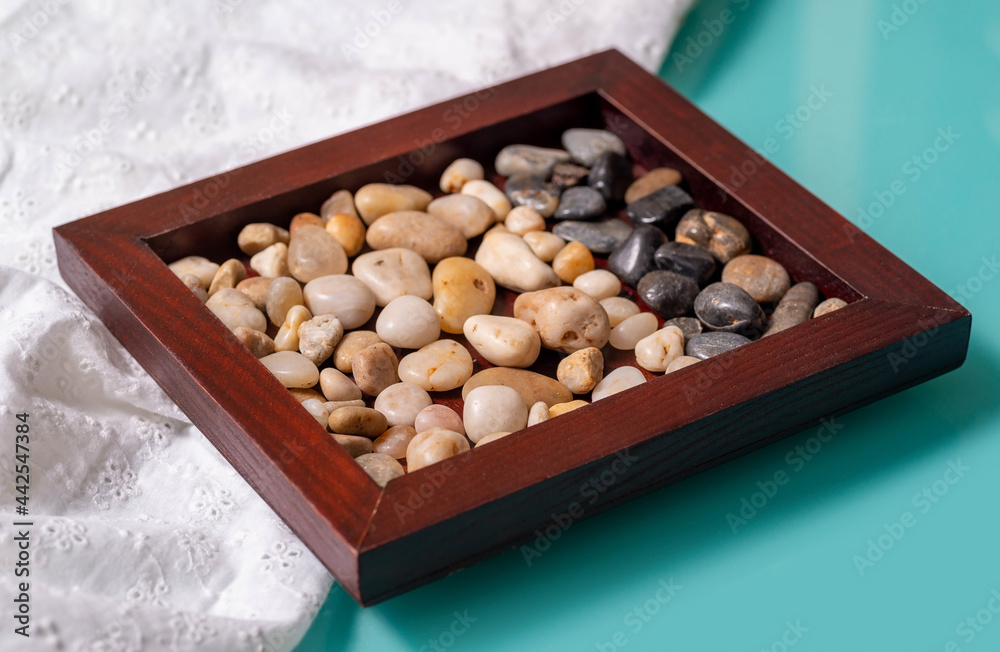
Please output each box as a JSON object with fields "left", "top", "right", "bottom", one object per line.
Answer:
{"left": 208, "top": 259, "right": 246, "bottom": 297}
{"left": 333, "top": 330, "right": 382, "bottom": 373}
{"left": 249, "top": 242, "right": 290, "bottom": 278}
{"left": 236, "top": 276, "right": 272, "bottom": 311}
{"left": 374, "top": 382, "right": 433, "bottom": 428}
{"left": 288, "top": 224, "right": 348, "bottom": 283}
{"left": 475, "top": 431, "right": 513, "bottom": 447}
{"left": 600, "top": 296, "right": 641, "bottom": 327}
{"left": 432, "top": 257, "right": 496, "bottom": 334}
{"left": 549, "top": 400, "right": 589, "bottom": 418}
{"left": 463, "top": 385, "right": 528, "bottom": 443}
{"left": 289, "top": 212, "right": 324, "bottom": 236}
{"left": 666, "top": 355, "right": 700, "bottom": 373}
{"left": 297, "top": 314, "right": 344, "bottom": 366}
{"left": 522, "top": 230, "right": 567, "bottom": 262}
{"left": 259, "top": 351, "right": 319, "bottom": 388}
{"left": 814, "top": 297, "right": 848, "bottom": 318}
{"left": 427, "top": 194, "right": 495, "bottom": 238}
{"left": 355, "top": 183, "right": 433, "bottom": 225}
{"left": 675, "top": 210, "right": 752, "bottom": 264}
{"left": 461, "top": 179, "right": 511, "bottom": 220}
{"left": 301, "top": 398, "right": 331, "bottom": 428}
{"left": 485, "top": 223, "right": 511, "bottom": 237}
{"left": 168, "top": 255, "right": 219, "bottom": 288}
{"left": 414, "top": 404, "right": 465, "bottom": 435}
{"left": 513, "top": 286, "right": 611, "bottom": 353}
{"left": 397, "top": 339, "right": 474, "bottom": 392}
{"left": 527, "top": 401, "right": 550, "bottom": 427}
{"left": 333, "top": 434, "right": 372, "bottom": 458}
{"left": 265, "top": 276, "right": 303, "bottom": 327}
{"left": 406, "top": 427, "right": 470, "bottom": 471}
{"left": 624, "top": 168, "right": 683, "bottom": 204}
{"left": 325, "top": 212, "right": 367, "bottom": 257}
{"left": 179, "top": 273, "right": 208, "bottom": 302}
{"left": 552, "top": 242, "right": 595, "bottom": 284}
{"left": 366, "top": 211, "right": 467, "bottom": 264}
{"left": 237, "top": 223, "right": 289, "bottom": 256}
{"left": 288, "top": 388, "right": 325, "bottom": 403}
{"left": 206, "top": 289, "right": 266, "bottom": 332}
{"left": 320, "top": 189, "right": 358, "bottom": 220}
{"left": 557, "top": 347, "right": 604, "bottom": 394}
{"left": 356, "top": 453, "right": 405, "bottom": 487}
{"left": 323, "top": 399, "right": 366, "bottom": 412}
{"left": 504, "top": 206, "right": 546, "bottom": 235}
{"left": 351, "top": 342, "right": 399, "bottom": 396}
{"left": 440, "top": 158, "right": 485, "bottom": 193}
{"left": 373, "top": 425, "right": 417, "bottom": 459}
{"left": 635, "top": 325, "right": 685, "bottom": 373}
{"left": 609, "top": 312, "right": 659, "bottom": 350}
{"left": 573, "top": 269, "right": 621, "bottom": 301}
{"left": 722, "top": 255, "right": 791, "bottom": 304}
{"left": 475, "top": 232, "right": 560, "bottom": 293}
{"left": 462, "top": 368, "right": 572, "bottom": 408}
{"left": 464, "top": 314, "right": 541, "bottom": 368}
{"left": 328, "top": 406, "right": 388, "bottom": 438}
{"left": 320, "top": 368, "right": 362, "bottom": 402}
{"left": 233, "top": 327, "right": 275, "bottom": 358}
{"left": 302, "top": 274, "right": 376, "bottom": 330}
{"left": 274, "top": 305, "right": 312, "bottom": 352}
{"left": 376, "top": 296, "right": 441, "bottom": 350}
{"left": 352, "top": 248, "right": 432, "bottom": 307}
{"left": 764, "top": 282, "right": 820, "bottom": 337}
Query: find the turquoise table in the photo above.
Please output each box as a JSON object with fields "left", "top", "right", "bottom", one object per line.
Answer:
{"left": 299, "top": 1, "right": 1000, "bottom": 649}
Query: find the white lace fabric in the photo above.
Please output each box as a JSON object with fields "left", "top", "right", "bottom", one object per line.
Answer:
{"left": 0, "top": 1, "right": 693, "bottom": 649}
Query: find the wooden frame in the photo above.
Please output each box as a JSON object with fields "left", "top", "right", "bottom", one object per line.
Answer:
{"left": 54, "top": 50, "right": 970, "bottom": 605}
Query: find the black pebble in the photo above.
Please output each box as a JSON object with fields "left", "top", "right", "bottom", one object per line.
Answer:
{"left": 694, "top": 282, "right": 767, "bottom": 339}
{"left": 607, "top": 225, "right": 666, "bottom": 288}
{"left": 637, "top": 270, "right": 700, "bottom": 320}
{"left": 551, "top": 162, "right": 591, "bottom": 190}
{"left": 685, "top": 332, "right": 752, "bottom": 359}
{"left": 588, "top": 152, "right": 633, "bottom": 202}
{"left": 553, "top": 218, "right": 633, "bottom": 255}
{"left": 665, "top": 316, "right": 703, "bottom": 341}
{"left": 626, "top": 185, "right": 695, "bottom": 232}
{"left": 654, "top": 241, "right": 717, "bottom": 286}
{"left": 553, "top": 186, "right": 607, "bottom": 220}
{"left": 504, "top": 173, "right": 560, "bottom": 214}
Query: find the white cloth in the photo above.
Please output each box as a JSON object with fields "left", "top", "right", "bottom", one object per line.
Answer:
{"left": 0, "top": 1, "right": 693, "bottom": 649}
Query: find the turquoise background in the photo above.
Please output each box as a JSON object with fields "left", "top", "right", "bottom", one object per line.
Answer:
{"left": 299, "top": 1, "right": 1000, "bottom": 649}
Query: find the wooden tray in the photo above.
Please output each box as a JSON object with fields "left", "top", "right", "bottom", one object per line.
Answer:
{"left": 53, "top": 50, "right": 971, "bottom": 606}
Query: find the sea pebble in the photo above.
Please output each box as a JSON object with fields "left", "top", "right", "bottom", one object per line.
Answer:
{"left": 562, "top": 128, "right": 626, "bottom": 167}
{"left": 206, "top": 289, "right": 266, "bottom": 332}
{"left": 552, "top": 186, "right": 606, "bottom": 221}
{"left": 249, "top": 242, "right": 290, "bottom": 278}
{"left": 764, "top": 282, "right": 820, "bottom": 337}
{"left": 666, "top": 355, "right": 701, "bottom": 373}
{"left": 234, "top": 326, "right": 275, "bottom": 358}
{"left": 302, "top": 274, "right": 376, "bottom": 329}
{"left": 685, "top": 332, "right": 751, "bottom": 359}
{"left": 552, "top": 242, "right": 595, "bottom": 284}
{"left": 654, "top": 241, "right": 717, "bottom": 286}
{"left": 397, "top": 339, "right": 474, "bottom": 392}
{"left": 463, "top": 385, "right": 528, "bottom": 444}
{"left": 573, "top": 269, "right": 621, "bottom": 301}
{"left": 634, "top": 325, "right": 686, "bottom": 372}
{"left": 721, "top": 255, "right": 791, "bottom": 304}
{"left": 274, "top": 305, "right": 312, "bottom": 352}
{"left": 527, "top": 401, "right": 550, "bottom": 426}
{"left": 237, "top": 224, "right": 289, "bottom": 256}
{"left": 626, "top": 185, "right": 694, "bottom": 232}
{"left": 675, "top": 210, "right": 752, "bottom": 264}
{"left": 522, "top": 231, "right": 567, "bottom": 262}
{"left": 814, "top": 297, "right": 848, "bottom": 318}
{"left": 432, "top": 257, "right": 496, "bottom": 334}
{"left": 352, "top": 248, "right": 432, "bottom": 307}
{"left": 475, "top": 232, "right": 560, "bottom": 293}
{"left": 406, "top": 428, "right": 470, "bottom": 471}
{"left": 624, "top": 168, "right": 683, "bottom": 204}
{"left": 208, "top": 259, "right": 246, "bottom": 297}
{"left": 550, "top": 162, "right": 591, "bottom": 190}
{"left": 609, "top": 312, "right": 659, "bottom": 350}
{"left": 476, "top": 432, "right": 513, "bottom": 446}
{"left": 265, "top": 276, "right": 304, "bottom": 327}
{"left": 607, "top": 225, "right": 666, "bottom": 288}
{"left": 333, "top": 434, "right": 373, "bottom": 458}
{"left": 513, "top": 286, "right": 611, "bottom": 353}
{"left": 462, "top": 368, "right": 572, "bottom": 408}
{"left": 463, "top": 314, "right": 541, "bottom": 368}
{"left": 414, "top": 404, "right": 465, "bottom": 435}
{"left": 376, "top": 296, "right": 441, "bottom": 350}
{"left": 556, "top": 347, "right": 604, "bottom": 394}
{"left": 504, "top": 206, "right": 546, "bottom": 235}
{"left": 354, "top": 183, "right": 432, "bottom": 225}
{"left": 549, "top": 400, "right": 589, "bottom": 418}
{"left": 599, "top": 296, "right": 642, "bottom": 327}
{"left": 180, "top": 273, "right": 207, "bottom": 302}
{"left": 329, "top": 406, "right": 388, "bottom": 438}
{"left": 301, "top": 398, "right": 331, "bottom": 428}
{"left": 461, "top": 179, "right": 512, "bottom": 220}
{"left": 494, "top": 144, "right": 571, "bottom": 177}
{"left": 297, "top": 314, "right": 344, "bottom": 366}
{"left": 169, "top": 256, "right": 220, "bottom": 289}
{"left": 259, "top": 351, "right": 319, "bottom": 389}
{"left": 588, "top": 151, "right": 632, "bottom": 202}
{"left": 427, "top": 194, "right": 495, "bottom": 238}
{"left": 356, "top": 453, "right": 405, "bottom": 487}
{"left": 440, "top": 158, "right": 484, "bottom": 193}
{"left": 664, "top": 316, "right": 703, "bottom": 341}
{"left": 320, "top": 189, "right": 358, "bottom": 220}
{"left": 325, "top": 212, "right": 366, "bottom": 257}
{"left": 637, "top": 270, "right": 700, "bottom": 320}
{"left": 591, "top": 366, "right": 646, "bottom": 401}
{"left": 236, "top": 276, "right": 271, "bottom": 311}
{"left": 333, "top": 331, "right": 382, "bottom": 373}
{"left": 694, "top": 282, "right": 767, "bottom": 338}
{"left": 373, "top": 426, "right": 417, "bottom": 459}
{"left": 289, "top": 212, "right": 324, "bottom": 236}
{"left": 351, "top": 343, "right": 399, "bottom": 396}
{"left": 366, "top": 211, "right": 467, "bottom": 264}
{"left": 504, "top": 173, "right": 559, "bottom": 217}
{"left": 553, "top": 218, "right": 633, "bottom": 255}
{"left": 374, "top": 382, "right": 433, "bottom": 428}
{"left": 320, "top": 367, "right": 362, "bottom": 402}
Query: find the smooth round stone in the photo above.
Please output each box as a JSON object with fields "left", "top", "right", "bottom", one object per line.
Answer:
{"left": 635, "top": 325, "right": 685, "bottom": 373}
{"left": 694, "top": 282, "right": 767, "bottom": 338}
{"left": 666, "top": 355, "right": 701, "bottom": 373}
{"left": 609, "top": 312, "right": 659, "bottom": 350}
{"left": 289, "top": 388, "right": 326, "bottom": 404}
{"left": 475, "top": 232, "right": 560, "bottom": 293}
{"left": 588, "top": 152, "right": 632, "bottom": 202}
{"left": 527, "top": 401, "right": 550, "bottom": 427}
{"left": 414, "top": 404, "right": 465, "bottom": 435}
{"left": 236, "top": 276, "right": 271, "bottom": 312}
{"left": 234, "top": 326, "right": 275, "bottom": 358}
{"left": 355, "top": 453, "right": 405, "bottom": 487}
{"left": 624, "top": 168, "right": 684, "bottom": 204}
{"left": 206, "top": 289, "right": 266, "bottom": 332}
{"left": 553, "top": 186, "right": 606, "bottom": 221}
{"left": 351, "top": 343, "right": 399, "bottom": 397}
{"left": 183, "top": 274, "right": 209, "bottom": 303}
{"left": 494, "top": 144, "right": 571, "bottom": 177}
{"left": 366, "top": 211, "right": 467, "bottom": 264}
{"left": 325, "top": 212, "right": 366, "bottom": 257}
{"left": 298, "top": 314, "right": 343, "bottom": 366}
{"left": 550, "top": 162, "right": 591, "bottom": 190}
{"left": 685, "top": 332, "right": 751, "bottom": 359}
{"left": 301, "top": 398, "right": 331, "bottom": 428}
{"left": 722, "top": 255, "right": 791, "bottom": 304}
{"left": 552, "top": 242, "right": 595, "bottom": 284}
{"left": 352, "top": 248, "right": 432, "bottom": 307}
{"left": 259, "top": 351, "right": 319, "bottom": 389}
{"left": 607, "top": 225, "right": 666, "bottom": 288}
{"left": 463, "top": 385, "right": 528, "bottom": 444}
{"left": 440, "top": 158, "right": 484, "bottom": 193}
{"left": 654, "top": 241, "right": 717, "bottom": 286}
{"left": 406, "top": 428, "right": 470, "bottom": 472}
{"left": 398, "top": 339, "right": 474, "bottom": 392}
{"left": 562, "top": 128, "right": 626, "bottom": 167}
{"left": 475, "top": 431, "right": 513, "bottom": 447}
{"left": 427, "top": 194, "right": 495, "bottom": 239}
{"left": 320, "top": 189, "right": 357, "bottom": 221}
{"left": 573, "top": 269, "right": 621, "bottom": 301}
{"left": 513, "top": 286, "right": 611, "bottom": 353}
{"left": 504, "top": 206, "right": 546, "bottom": 236}
{"left": 764, "top": 282, "right": 820, "bottom": 337}
{"left": 376, "top": 296, "right": 441, "bottom": 349}
{"left": 626, "top": 185, "right": 694, "bottom": 232}
{"left": 461, "top": 179, "right": 512, "bottom": 220}
{"left": 522, "top": 231, "right": 567, "bottom": 262}
{"left": 504, "top": 173, "right": 559, "bottom": 217}
{"left": 237, "top": 224, "right": 289, "bottom": 256}
{"left": 265, "top": 276, "right": 304, "bottom": 327}
{"left": 333, "top": 434, "right": 372, "bottom": 458}
{"left": 814, "top": 297, "right": 848, "bottom": 318}
{"left": 249, "top": 242, "right": 290, "bottom": 278}
{"left": 208, "top": 258, "right": 246, "bottom": 297}
{"left": 665, "top": 316, "right": 703, "bottom": 341}
{"left": 553, "top": 218, "right": 633, "bottom": 255}
{"left": 432, "top": 257, "right": 496, "bottom": 334}
{"left": 599, "top": 297, "right": 641, "bottom": 327}
{"left": 323, "top": 399, "right": 366, "bottom": 413}
{"left": 274, "top": 305, "right": 312, "bottom": 352}
{"left": 549, "top": 400, "right": 589, "bottom": 418}
{"left": 591, "top": 366, "right": 646, "bottom": 401}
{"left": 354, "top": 183, "right": 432, "bottom": 225}
{"left": 302, "top": 275, "right": 376, "bottom": 330}
{"left": 463, "top": 315, "right": 541, "bottom": 368}
{"left": 462, "top": 368, "right": 573, "bottom": 408}
{"left": 374, "top": 382, "right": 433, "bottom": 428}
{"left": 675, "top": 210, "right": 752, "bottom": 264}
{"left": 320, "top": 368, "right": 362, "bottom": 402}
{"left": 637, "top": 270, "right": 700, "bottom": 320}
{"left": 557, "top": 346, "right": 604, "bottom": 394}
{"left": 333, "top": 331, "right": 382, "bottom": 373}
{"left": 289, "top": 212, "right": 324, "bottom": 236}
{"left": 169, "top": 255, "right": 220, "bottom": 289}
{"left": 372, "top": 425, "right": 417, "bottom": 459}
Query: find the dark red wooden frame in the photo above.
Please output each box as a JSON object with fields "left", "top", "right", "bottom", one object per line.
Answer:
{"left": 54, "top": 50, "right": 970, "bottom": 605}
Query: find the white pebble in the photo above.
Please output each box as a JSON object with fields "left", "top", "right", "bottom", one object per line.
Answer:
{"left": 609, "top": 312, "right": 659, "bottom": 350}
{"left": 573, "top": 269, "right": 622, "bottom": 301}
{"left": 463, "top": 314, "right": 541, "bottom": 368}
{"left": 374, "top": 382, "right": 433, "bottom": 428}
{"left": 592, "top": 366, "right": 646, "bottom": 401}
{"left": 376, "top": 295, "right": 441, "bottom": 349}
{"left": 463, "top": 385, "right": 528, "bottom": 444}
{"left": 599, "top": 296, "right": 641, "bottom": 327}
{"left": 635, "top": 325, "right": 685, "bottom": 373}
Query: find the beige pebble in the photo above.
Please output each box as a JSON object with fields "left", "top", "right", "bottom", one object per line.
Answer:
{"left": 721, "top": 255, "right": 791, "bottom": 304}
{"left": 523, "top": 231, "right": 566, "bottom": 262}
{"left": 356, "top": 453, "right": 405, "bottom": 487}
{"left": 333, "top": 434, "right": 372, "bottom": 458}
{"left": 624, "top": 168, "right": 683, "bottom": 204}
{"left": 333, "top": 330, "right": 383, "bottom": 373}
{"left": 504, "top": 206, "right": 546, "bottom": 235}
{"left": 675, "top": 210, "right": 752, "bottom": 264}
{"left": 237, "top": 223, "right": 290, "bottom": 256}
{"left": 513, "top": 286, "right": 611, "bottom": 353}
{"left": 814, "top": 297, "right": 848, "bottom": 318}
{"left": 366, "top": 211, "right": 467, "bottom": 264}
{"left": 485, "top": 223, "right": 511, "bottom": 237}
{"left": 265, "top": 276, "right": 303, "bottom": 327}
{"left": 463, "top": 314, "right": 541, "bottom": 368}
{"left": 463, "top": 385, "right": 528, "bottom": 444}
{"left": 406, "top": 428, "right": 470, "bottom": 472}
{"left": 352, "top": 248, "right": 432, "bottom": 307}
{"left": 475, "top": 431, "right": 513, "bottom": 447}
{"left": 274, "top": 305, "right": 312, "bottom": 352}
{"left": 427, "top": 194, "right": 495, "bottom": 239}
{"left": 609, "top": 312, "right": 659, "bottom": 350}
{"left": 573, "top": 269, "right": 621, "bottom": 301}
{"left": 180, "top": 273, "right": 207, "bottom": 302}
{"left": 462, "top": 368, "right": 572, "bottom": 408}
{"left": 549, "top": 400, "right": 589, "bottom": 418}
{"left": 666, "top": 355, "right": 701, "bottom": 373}
{"left": 527, "top": 401, "right": 550, "bottom": 427}
{"left": 764, "top": 282, "right": 820, "bottom": 337}
{"left": 249, "top": 242, "right": 290, "bottom": 278}
{"left": 288, "top": 388, "right": 326, "bottom": 403}
{"left": 297, "top": 314, "right": 344, "bottom": 366}
{"left": 374, "top": 382, "right": 433, "bottom": 428}
{"left": 440, "top": 158, "right": 485, "bottom": 193}
{"left": 557, "top": 347, "right": 604, "bottom": 394}
{"left": 475, "top": 232, "right": 560, "bottom": 293}
{"left": 320, "top": 368, "right": 362, "bottom": 402}
{"left": 461, "top": 179, "right": 511, "bottom": 220}
{"left": 351, "top": 343, "right": 399, "bottom": 397}
{"left": 376, "top": 296, "right": 441, "bottom": 349}
{"left": 552, "top": 242, "right": 595, "bottom": 284}
{"left": 635, "top": 325, "right": 685, "bottom": 372}
{"left": 289, "top": 212, "right": 325, "bottom": 236}
{"left": 288, "top": 224, "right": 348, "bottom": 283}
{"left": 301, "top": 398, "right": 331, "bottom": 428}
{"left": 373, "top": 425, "right": 417, "bottom": 459}
{"left": 320, "top": 189, "right": 358, "bottom": 221}
{"left": 432, "top": 257, "right": 496, "bottom": 335}
{"left": 302, "top": 274, "right": 376, "bottom": 329}
{"left": 259, "top": 351, "right": 319, "bottom": 389}
{"left": 233, "top": 327, "right": 275, "bottom": 358}
{"left": 591, "top": 366, "right": 646, "bottom": 401}
{"left": 600, "top": 296, "right": 641, "bottom": 327}
{"left": 168, "top": 255, "right": 219, "bottom": 288}
{"left": 206, "top": 289, "right": 266, "bottom": 332}
{"left": 414, "top": 404, "right": 465, "bottom": 435}
{"left": 398, "top": 339, "right": 474, "bottom": 392}
{"left": 355, "top": 183, "right": 433, "bottom": 225}
{"left": 208, "top": 259, "right": 246, "bottom": 297}
{"left": 325, "top": 212, "right": 367, "bottom": 257}
{"left": 323, "top": 399, "right": 366, "bottom": 413}
{"left": 328, "top": 406, "right": 388, "bottom": 438}
{"left": 236, "top": 276, "right": 271, "bottom": 312}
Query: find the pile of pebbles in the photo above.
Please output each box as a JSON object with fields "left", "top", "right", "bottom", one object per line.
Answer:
{"left": 169, "top": 127, "right": 846, "bottom": 487}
